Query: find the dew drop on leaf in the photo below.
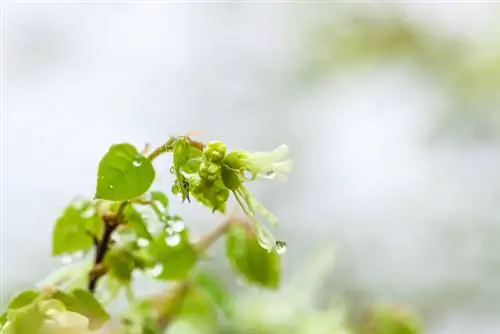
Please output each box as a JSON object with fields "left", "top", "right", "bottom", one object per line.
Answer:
{"left": 275, "top": 240, "right": 287, "bottom": 255}
{"left": 165, "top": 234, "right": 181, "bottom": 246}
{"left": 171, "top": 221, "right": 185, "bottom": 233}
{"left": 73, "top": 251, "right": 85, "bottom": 260}
{"left": 108, "top": 185, "right": 114, "bottom": 189}
{"left": 81, "top": 209, "right": 94, "bottom": 219}
{"left": 111, "top": 234, "right": 121, "bottom": 243}
{"left": 60, "top": 254, "right": 74, "bottom": 265}
{"left": 146, "top": 264, "right": 163, "bottom": 277}
{"left": 132, "top": 160, "right": 142, "bottom": 167}
{"left": 137, "top": 238, "right": 150, "bottom": 247}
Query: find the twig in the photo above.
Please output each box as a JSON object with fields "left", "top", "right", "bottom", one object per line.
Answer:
{"left": 87, "top": 216, "right": 119, "bottom": 292}
{"left": 87, "top": 142, "right": 171, "bottom": 293}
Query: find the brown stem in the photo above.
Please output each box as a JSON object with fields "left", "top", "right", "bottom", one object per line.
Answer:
{"left": 88, "top": 217, "right": 119, "bottom": 292}
{"left": 87, "top": 141, "right": 173, "bottom": 293}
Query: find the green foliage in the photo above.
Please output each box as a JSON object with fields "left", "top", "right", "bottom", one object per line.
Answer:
{"left": 95, "top": 143, "right": 155, "bottom": 201}
{"left": 225, "top": 222, "right": 281, "bottom": 288}
{"left": 52, "top": 289, "right": 109, "bottom": 330}
{"left": 5, "top": 133, "right": 427, "bottom": 333}
{"left": 361, "top": 305, "right": 421, "bottom": 334}
{"left": 0, "top": 288, "right": 109, "bottom": 333}
{"left": 122, "top": 205, "right": 153, "bottom": 241}
{"left": 52, "top": 200, "right": 101, "bottom": 256}
{"left": 147, "top": 229, "right": 198, "bottom": 280}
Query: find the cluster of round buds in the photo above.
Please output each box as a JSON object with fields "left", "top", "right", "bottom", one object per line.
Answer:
{"left": 198, "top": 141, "right": 227, "bottom": 182}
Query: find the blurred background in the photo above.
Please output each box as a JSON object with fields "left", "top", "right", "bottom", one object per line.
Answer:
{"left": 3, "top": 2, "right": 500, "bottom": 333}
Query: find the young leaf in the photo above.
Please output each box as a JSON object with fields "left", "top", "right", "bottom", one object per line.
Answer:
{"left": 5, "top": 302, "right": 45, "bottom": 334}
{"left": 194, "top": 272, "right": 232, "bottom": 318}
{"left": 123, "top": 205, "right": 152, "bottom": 241}
{"left": 120, "top": 300, "right": 161, "bottom": 334}
{"left": 52, "top": 289, "right": 109, "bottom": 330}
{"left": 147, "top": 230, "right": 197, "bottom": 280}
{"left": 52, "top": 204, "right": 102, "bottom": 256}
{"left": 5, "top": 290, "right": 45, "bottom": 334}
{"left": 225, "top": 223, "right": 281, "bottom": 288}
{"left": 95, "top": 143, "right": 155, "bottom": 201}
{"left": 104, "top": 247, "right": 136, "bottom": 284}
{"left": 150, "top": 191, "right": 169, "bottom": 209}
{"left": 7, "top": 290, "right": 39, "bottom": 309}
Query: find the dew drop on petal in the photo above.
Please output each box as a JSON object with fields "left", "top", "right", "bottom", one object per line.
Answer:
{"left": 165, "top": 233, "right": 181, "bottom": 246}
{"left": 275, "top": 240, "right": 287, "bottom": 255}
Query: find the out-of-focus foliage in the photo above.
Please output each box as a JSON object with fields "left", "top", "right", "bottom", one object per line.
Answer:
{"left": 299, "top": 9, "right": 500, "bottom": 139}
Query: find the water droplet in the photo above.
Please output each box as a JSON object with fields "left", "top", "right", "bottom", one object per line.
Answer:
{"left": 81, "top": 209, "right": 94, "bottom": 219}
{"left": 137, "top": 238, "right": 149, "bottom": 247}
{"left": 132, "top": 160, "right": 142, "bottom": 167}
{"left": 262, "top": 169, "right": 276, "bottom": 179}
{"left": 165, "top": 226, "right": 175, "bottom": 235}
{"left": 169, "top": 166, "right": 175, "bottom": 174}
{"left": 165, "top": 233, "right": 181, "bottom": 246}
{"left": 275, "top": 240, "right": 287, "bottom": 255}
{"left": 146, "top": 264, "right": 163, "bottom": 277}
{"left": 108, "top": 185, "right": 114, "bottom": 189}
{"left": 243, "top": 170, "right": 254, "bottom": 180}
{"left": 171, "top": 221, "right": 185, "bottom": 233}
{"left": 60, "top": 254, "right": 73, "bottom": 265}
{"left": 73, "top": 251, "right": 85, "bottom": 260}
{"left": 111, "top": 234, "right": 121, "bottom": 243}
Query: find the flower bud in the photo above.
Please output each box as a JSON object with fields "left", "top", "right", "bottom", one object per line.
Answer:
{"left": 199, "top": 161, "right": 220, "bottom": 182}
{"left": 224, "top": 151, "right": 248, "bottom": 170}
{"left": 203, "top": 141, "right": 227, "bottom": 163}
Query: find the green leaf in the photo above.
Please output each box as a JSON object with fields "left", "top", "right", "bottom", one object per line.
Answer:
{"left": 120, "top": 300, "right": 161, "bottom": 334}
{"left": 225, "top": 223, "right": 281, "bottom": 288}
{"left": 150, "top": 191, "right": 169, "bottom": 209}
{"left": 123, "top": 205, "right": 152, "bottom": 241}
{"left": 147, "top": 230, "right": 197, "bottom": 280}
{"left": 221, "top": 164, "right": 242, "bottom": 191}
{"left": 104, "top": 247, "right": 136, "bottom": 284}
{"left": 5, "top": 290, "right": 45, "bottom": 334}
{"left": 95, "top": 143, "right": 155, "bottom": 201}
{"left": 194, "top": 272, "right": 232, "bottom": 318}
{"left": 52, "top": 202, "right": 102, "bottom": 256}
{"left": 174, "top": 286, "right": 218, "bottom": 331}
{"left": 6, "top": 303, "right": 45, "bottom": 334}
{"left": 53, "top": 289, "right": 109, "bottom": 330}
{"left": 7, "top": 290, "right": 39, "bottom": 309}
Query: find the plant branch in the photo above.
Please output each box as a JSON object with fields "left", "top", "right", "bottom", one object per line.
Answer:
{"left": 97, "top": 217, "right": 235, "bottom": 333}
{"left": 87, "top": 141, "right": 172, "bottom": 294}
